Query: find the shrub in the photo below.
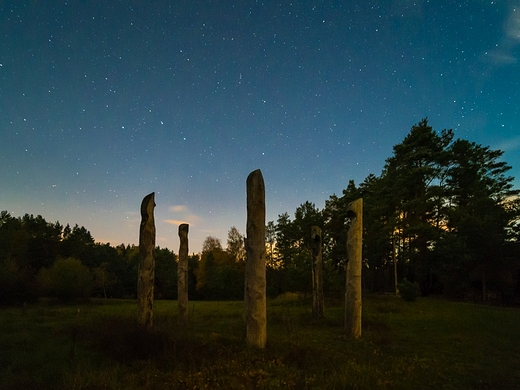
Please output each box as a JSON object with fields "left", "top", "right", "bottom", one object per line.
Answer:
{"left": 397, "top": 278, "right": 420, "bottom": 302}
{"left": 0, "top": 259, "right": 38, "bottom": 305}
{"left": 38, "top": 257, "right": 93, "bottom": 302}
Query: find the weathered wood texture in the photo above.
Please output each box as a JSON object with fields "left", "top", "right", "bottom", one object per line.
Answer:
{"left": 138, "top": 192, "right": 155, "bottom": 329}
{"left": 311, "top": 225, "right": 324, "bottom": 319}
{"left": 178, "top": 223, "right": 189, "bottom": 324}
{"left": 245, "top": 169, "right": 267, "bottom": 348}
{"left": 345, "top": 198, "right": 363, "bottom": 338}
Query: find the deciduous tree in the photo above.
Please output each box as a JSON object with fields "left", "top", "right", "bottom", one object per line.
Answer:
{"left": 226, "top": 226, "right": 245, "bottom": 262}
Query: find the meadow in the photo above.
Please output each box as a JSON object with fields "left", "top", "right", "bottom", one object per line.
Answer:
{"left": 1, "top": 294, "right": 519, "bottom": 389}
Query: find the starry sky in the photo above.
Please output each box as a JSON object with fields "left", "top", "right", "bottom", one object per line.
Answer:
{"left": 1, "top": 1, "right": 519, "bottom": 253}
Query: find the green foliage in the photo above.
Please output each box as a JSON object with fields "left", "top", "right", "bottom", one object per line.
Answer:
{"left": 62, "top": 224, "right": 96, "bottom": 267}
{"left": 226, "top": 226, "right": 245, "bottom": 262}
{"left": 265, "top": 220, "right": 277, "bottom": 267}
{"left": 268, "top": 202, "right": 324, "bottom": 297}
{"left": 0, "top": 258, "right": 38, "bottom": 305}
{"left": 92, "top": 262, "right": 118, "bottom": 299}
{"left": 202, "top": 235, "right": 222, "bottom": 252}
{"left": 318, "top": 119, "right": 520, "bottom": 300}
{"left": 154, "top": 247, "right": 177, "bottom": 299}
{"left": 382, "top": 120, "right": 455, "bottom": 294}
{"left": 196, "top": 247, "right": 244, "bottom": 300}
{"left": 397, "top": 278, "right": 420, "bottom": 302}
{"left": 38, "top": 257, "right": 93, "bottom": 302}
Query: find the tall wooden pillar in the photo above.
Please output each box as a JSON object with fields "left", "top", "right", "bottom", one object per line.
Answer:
{"left": 245, "top": 169, "right": 267, "bottom": 348}
{"left": 138, "top": 192, "right": 155, "bottom": 329}
{"left": 178, "top": 223, "right": 189, "bottom": 324}
{"left": 345, "top": 198, "right": 362, "bottom": 338}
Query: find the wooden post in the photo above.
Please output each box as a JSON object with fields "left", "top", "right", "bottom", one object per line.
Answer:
{"left": 311, "top": 225, "right": 324, "bottom": 319}
{"left": 345, "top": 198, "right": 362, "bottom": 338}
{"left": 178, "top": 223, "right": 189, "bottom": 324}
{"left": 245, "top": 169, "right": 267, "bottom": 348}
{"left": 138, "top": 192, "right": 155, "bottom": 329}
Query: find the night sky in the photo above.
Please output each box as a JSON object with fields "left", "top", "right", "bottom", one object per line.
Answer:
{"left": 2, "top": 1, "right": 519, "bottom": 252}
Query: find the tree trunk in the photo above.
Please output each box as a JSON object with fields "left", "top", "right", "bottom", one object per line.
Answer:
{"left": 393, "top": 237, "right": 399, "bottom": 296}
{"left": 345, "top": 198, "right": 362, "bottom": 339}
{"left": 311, "top": 225, "right": 324, "bottom": 319}
{"left": 138, "top": 192, "right": 155, "bottom": 329}
{"left": 245, "top": 169, "right": 267, "bottom": 348}
{"left": 178, "top": 223, "right": 189, "bottom": 324}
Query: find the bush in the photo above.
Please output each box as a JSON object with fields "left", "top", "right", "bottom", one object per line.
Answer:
{"left": 38, "top": 257, "right": 93, "bottom": 302}
{"left": 0, "top": 259, "right": 38, "bottom": 305}
{"left": 397, "top": 278, "right": 420, "bottom": 302}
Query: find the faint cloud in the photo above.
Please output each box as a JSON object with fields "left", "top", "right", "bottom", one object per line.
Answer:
{"left": 483, "top": 50, "right": 517, "bottom": 65}
{"left": 186, "top": 214, "right": 202, "bottom": 222}
{"left": 482, "top": 4, "right": 520, "bottom": 66}
{"left": 165, "top": 219, "right": 190, "bottom": 226}
{"left": 165, "top": 205, "right": 202, "bottom": 226}
{"left": 505, "top": 6, "right": 520, "bottom": 41}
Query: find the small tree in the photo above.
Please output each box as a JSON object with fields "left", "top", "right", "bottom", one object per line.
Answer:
{"left": 227, "top": 226, "right": 246, "bottom": 262}
{"left": 202, "top": 236, "right": 222, "bottom": 253}
{"left": 397, "top": 278, "right": 420, "bottom": 302}
{"left": 92, "top": 262, "right": 117, "bottom": 298}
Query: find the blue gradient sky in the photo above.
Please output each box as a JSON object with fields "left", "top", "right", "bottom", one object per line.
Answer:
{"left": 1, "top": 1, "right": 519, "bottom": 253}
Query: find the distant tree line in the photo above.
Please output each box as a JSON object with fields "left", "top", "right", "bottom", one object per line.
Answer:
{"left": 0, "top": 212, "right": 173, "bottom": 304}
{"left": 1, "top": 119, "right": 519, "bottom": 305}
{"left": 0, "top": 210, "right": 244, "bottom": 304}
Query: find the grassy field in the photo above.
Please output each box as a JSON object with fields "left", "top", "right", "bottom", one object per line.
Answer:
{"left": 1, "top": 294, "right": 519, "bottom": 389}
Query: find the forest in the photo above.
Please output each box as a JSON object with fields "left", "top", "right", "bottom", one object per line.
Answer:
{"left": 1, "top": 119, "right": 519, "bottom": 305}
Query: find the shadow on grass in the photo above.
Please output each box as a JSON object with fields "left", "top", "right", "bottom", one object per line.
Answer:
{"left": 72, "top": 313, "right": 326, "bottom": 389}
{"left": 81, "top": 316, "right": 206, "bottom": 366}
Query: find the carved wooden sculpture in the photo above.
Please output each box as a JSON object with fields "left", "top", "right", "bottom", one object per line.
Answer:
{"left": 138, "top": 192, "right": 155, "bottom": 329}
{"left": 178, "top": 223, "right": 189, "bottom": 324}
{"left": 245, "top": 169, "right": 267, "bottom": 348}
{"left": 345, "top": 198, "right": 362, "bottom": 338}
{"left": 311, "top": 225, "right": 324, "bottom": 319}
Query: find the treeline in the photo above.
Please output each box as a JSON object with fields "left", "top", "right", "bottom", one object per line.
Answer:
{"left": 0, "top": 213, "right": 182, "bottom": 304}
{"left": 268, "top": 119, "right": 520, "bottom": 303}
{"left": 0, "top": 212, "right": 247, "bottom": 304}
{"left": 1, "top": 119, "right": 520, "bottom": 305}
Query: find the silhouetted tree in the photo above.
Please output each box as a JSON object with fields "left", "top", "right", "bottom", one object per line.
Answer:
{"left": 195, "top": 242, "right": 243, "bottom": 300}
{"left": 442, "top": 139, "right": 519, "bottom": 301}
{"left": 226, "top": 226, "right": 245, "bottom": 262}
{"left": 382, "top": 119, "right": 454, "bottom": 294}
{"left": 205, "top": 236, "right": 223, "bottom": 252}
{"left": 154, "top": 247, "right": 177, "bottom": 299}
